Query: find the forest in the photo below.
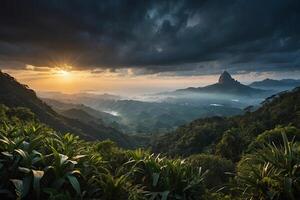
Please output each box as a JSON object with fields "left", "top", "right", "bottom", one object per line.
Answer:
{"left": 1, "top": 87, "right": 300, "bottom": 199}
{"left": 1, "top": 0, "right": 300, "bottom": 199}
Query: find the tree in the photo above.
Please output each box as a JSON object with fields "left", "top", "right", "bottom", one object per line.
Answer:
{"left": 215, "top": 128, "right": 245, "bottom": 162}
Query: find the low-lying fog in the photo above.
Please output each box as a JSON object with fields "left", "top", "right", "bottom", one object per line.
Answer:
{"left": 40, "top": 90, "right": 271, "bottom": 135}
{"left": 39, "top": 80, "right": 300, "bottom": 135}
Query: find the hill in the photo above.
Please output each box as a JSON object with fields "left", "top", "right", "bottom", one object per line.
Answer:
{"left": 60, "top": 108, "right": 103, "bottom": 124}
{"left": 152, "top": 87, "right": 300, "bottom": 157}
{"left": 1, "top": 71, "right": 299, "bottom": 199}
{"left": 0, "top": 71, "right": 133, "bottom": 147}
{"left": 175, "top": 71, "right": 267, "bottom": 96}
{"left": 38, "top": 91, "right": 121, "bottom": 105}
{"left": 43, "top": 98, "right": 122, "bottom": 125}
{"left": 249, "top": 78, "right": 300, "bottom": 90}
{"left": 0, "top": 104, "right": 221, "bottom": 199}
{"left": 96, "top": 99, "right": 242, "bottom": 134}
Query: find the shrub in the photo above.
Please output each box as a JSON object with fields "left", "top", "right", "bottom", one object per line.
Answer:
{"left": 247, "top": 125, "right": 300, "bottom": 152}
{"left": 215, "top": 128, "right": 247, "bottom": 162}
{"left": 0, "top": 106, "right": 209, "bottom": 199}
{"left": 236, "top": 132, "right": 300, "bottom": 200}
{"left": 124, "top": 153, "right": 207, "bottom": 199}
{"left": 187, "top": 154, "right": 235, "bottom": 188}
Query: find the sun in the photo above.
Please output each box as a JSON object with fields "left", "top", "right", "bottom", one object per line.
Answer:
{"left": 53, "top": 64, "right": 73, "bottom": 79}
{"left": 57, "top": 69, "right": 70, "bottom": 77}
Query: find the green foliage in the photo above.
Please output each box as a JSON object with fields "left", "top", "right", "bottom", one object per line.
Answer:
{"left": 187, "top": 154, "right": 235, "bottom": 188}
{"left": 2, "top": 87, "right": 300, "bottom": 199}
{"left": 0, "top": 104, "right": 36, "bottom": 126}
{"left": 215, "top": 128, "right": 247, "bottom": 162}
{"left": 153, "top": 87, "right": 300, "bottom": 158}
{"left": 247, "top": 125, "right": 300, "bottom": 151}
{"left": 125, "top": 153, "right": 207, "bottom": 199}
{"left": 0, "top": 105, "right": 208, "bottom": 199}
{"left": 0, "top": 123, "right": 83, "bottom": 199}
{"left": 154, "top": 117, "right": 234, "bottom": 156}
{"left": 202, "top": 192, "right": 237, "bottom": 200}
{"left": 236, "top": 132, "right": 300, "bottom": 200}
{"left": 96, "top": 99, "right": 241, "bottom": 135}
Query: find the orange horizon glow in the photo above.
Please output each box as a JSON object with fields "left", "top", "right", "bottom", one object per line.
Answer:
{"left": 2, "top": 67, "right": 218, "bottom": 95}
{"left": 2, "top": 66, "right": 297, "bottom": 96}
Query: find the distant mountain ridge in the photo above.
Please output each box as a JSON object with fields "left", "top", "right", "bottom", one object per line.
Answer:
{"left": 43, "top": 98, "right": 121, "bottom": 123}
{"left": 249, "top": 78, "right": 300, "bottom": 89}
{"left": 153, "top": 86, "right": 300, "bottom": 156}
{"left": 38, "top": 91, "right": 121, "bottom": 106}
{"left": 0, "top": 70, "right": 133, "bottom": 147}
{"left": 175, "top": 71, "right": 267, "bottom": 96}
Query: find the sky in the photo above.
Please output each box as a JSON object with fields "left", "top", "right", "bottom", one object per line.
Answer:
{"left": 0, "top": 0, "right": 300, "bottom": 94}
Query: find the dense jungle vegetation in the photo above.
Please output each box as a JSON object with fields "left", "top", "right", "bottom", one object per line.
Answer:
{"left": 1, "top": 71, "right": 300, "bottom": 199}
{"left": 153, "top": 87, "right": 300, "bottom": 159}
{"left": 1, "top": 89, "right": 300, "bottom": 199}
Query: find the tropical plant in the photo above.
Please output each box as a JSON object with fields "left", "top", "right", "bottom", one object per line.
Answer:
{"left": 187, "top": 154, "right": 235, "bottom": 188}
{"left": 247, "top": 125, "right": 300, "bottom": 152}
{"left": 236, "top": 132, "right": 300, "bottom": 200}
{"left": 0, "top": 105, "right": 210, "bottom": 199}
{"left": 125, "top": 153, "right": 207, "bottom": 200}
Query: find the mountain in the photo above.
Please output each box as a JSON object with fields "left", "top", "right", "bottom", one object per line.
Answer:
{"left": 37, "top": 91, "right": 121, "bottom": 106}
{"left": 249, "top": 78, "right": 300, "bottom": 90}
{"left": 175, "top": 71, "right": 267, "bottom": 96}
{"left": 43, "top": 98, "right": 122, "bottom": 124}
{"left": 43, "top": 98, "right": 129, "bottom": 133}
{"left": 45, "top": 96, "right": 242, "bottom": 135}
{"left": 96, "top": 99, "right": 242, "bottom": 134}
{"left": 60, "top": 108, "right": 104, "bottom": 124}
{"left": 0, "top": 71, "right": 133, "bottom": 147}
{"left": 152, "top": 87, "right": 300, "bottom": 156}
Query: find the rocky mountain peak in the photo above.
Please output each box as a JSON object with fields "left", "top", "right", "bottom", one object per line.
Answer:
{"left": 218, "top": 71, "right": 236, "bottom": 84}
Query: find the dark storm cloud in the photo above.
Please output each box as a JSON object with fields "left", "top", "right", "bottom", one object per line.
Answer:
{"left": 0, "top": 0, "right": 300, "bottom": 74}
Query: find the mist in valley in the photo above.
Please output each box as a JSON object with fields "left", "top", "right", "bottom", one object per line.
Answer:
{"left": 39, "top": 89, "right": 268, "bottom": 135}
{"left": 39, "top": 70, "right": 300, "bottom": 136}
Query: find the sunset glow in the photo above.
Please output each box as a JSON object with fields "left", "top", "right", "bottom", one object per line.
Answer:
{"left": 1, "top": 1, "right": 300, "bottom": 199}
{"left": 56, "top": 69, "right": 70, "bottom": 77}
{"left": 2, "top": 67, "right": 299, "bottom": 97}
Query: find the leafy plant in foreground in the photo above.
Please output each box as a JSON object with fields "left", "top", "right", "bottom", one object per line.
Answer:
{"left": 236, "top": 132, "right": 300, "bottom": 200}
{"left": 125, "top": 152, "right": 207, "bottom": 200}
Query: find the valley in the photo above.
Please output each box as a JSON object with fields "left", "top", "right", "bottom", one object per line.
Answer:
{"left": 39, "top": 71, "right": 281, "bottom": 136}
{"left": 1, "top": 70, "right": 300, "bottom": 199}
{"left": 1, "top": 1, "right": 300, "bottom": 199}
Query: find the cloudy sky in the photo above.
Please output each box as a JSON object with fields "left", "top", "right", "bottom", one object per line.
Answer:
{"left": 0, "top": 0, "right": 300, "bottom": 94}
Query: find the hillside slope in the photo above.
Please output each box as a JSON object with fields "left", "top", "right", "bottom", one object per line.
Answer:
{"left": 249, "top": 78, "right": 300, "bottom": 90}
{"left": 43, "top": 98, "right": 122, "bottom": 126}
{"left": 152, "top": 87, "right": 300, "bottom": 156}
{"left": 0, "top": 71, "right": 133, "bottom": 147}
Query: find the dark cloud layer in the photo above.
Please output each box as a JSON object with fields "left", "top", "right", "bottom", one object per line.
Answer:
{"left": 0, "top": 0, "right": 300, "bottom": 74}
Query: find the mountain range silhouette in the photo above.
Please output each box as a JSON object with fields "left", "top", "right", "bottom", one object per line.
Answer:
{"left": 175, "top": 71, "right": 266, "bottom": 96}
